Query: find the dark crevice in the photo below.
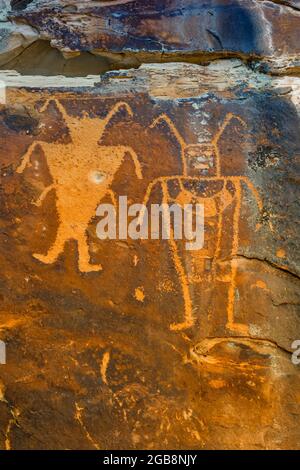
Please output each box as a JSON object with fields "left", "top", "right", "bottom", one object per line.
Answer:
{"left": 236, "top": 254, "right": 300, "bottom": 281}
{"left": 0, "top": 38, "right": 273, "bottom": 78}
{"left": 261, "top": 0, "right": 300, "bottom": 12}
{"left": 199, "top": 336, "right": 293, "bottom": 355}
{"left": 0, "top": 40, "right": 112, "bottom": 77}
{"left": 11, "top": 0, "right": 34, "bottom": 11}
{"left": 205, "top": 29, "right": 224, "bottom": 50}
{"left": 1, "top": 34, "right": 299, "bottom": 78}
{"left": 1, "top": 0, "right": 298, "bottom": 77}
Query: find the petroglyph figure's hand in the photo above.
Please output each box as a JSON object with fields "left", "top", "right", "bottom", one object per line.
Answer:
{"left": 16, "top": 142, "right": 40, "bottom": 174}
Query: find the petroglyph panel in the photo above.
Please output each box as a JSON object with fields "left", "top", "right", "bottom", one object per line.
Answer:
{"left": 0, "top": 62, "right": 299, "bottom": 449}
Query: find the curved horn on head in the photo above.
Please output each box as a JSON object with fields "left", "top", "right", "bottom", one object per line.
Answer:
{"left": 150, "top": 113, "right": 187, "bottom": 176}
{"left": 212, "top": 112, "right": 247, "bottom": 146}
{"left": 39, "top": 98, "right": 70, "bottom": 123}
{"left": 103, "top": 101, "right": 133, "bottom": 125}
{"left": 99, "top": 102, "right": 134, "bottom": 140}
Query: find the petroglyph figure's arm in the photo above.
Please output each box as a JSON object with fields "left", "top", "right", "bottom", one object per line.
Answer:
{"left": 136, "top": 178, "right": 162, "bottom": 227}
{"left": 123, "top": 147, "right": 143, "bottom": 179}
{"left": 142, "top": 178, "right": 162, "bottom": 208}
{"left": 34, "top": 184, "right": 56, "bottom": 207}
{"left": 240, "top": 177, "right": 263, "bottom": 212}
{"left": 107, "top": 189, "right": 117, "bottom": 208}
{"left": 16, "top": 141, "right": 43, "bottom": 174}
{"left": 150, "top": 114, "right": 187, "bottom": 176}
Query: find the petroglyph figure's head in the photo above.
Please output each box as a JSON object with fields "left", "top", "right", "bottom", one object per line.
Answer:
{"left": 40, "top": 99, "right": 133, "bottom": 147}
{"left": 185, "top": 143, "right": 217, "bottom": 177}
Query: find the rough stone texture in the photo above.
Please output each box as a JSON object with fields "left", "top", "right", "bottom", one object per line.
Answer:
{"left": 0, "top": 61, "right": 299, "bottom": 449}
{"left": 7, "top": 0, "right": 300, "bottom": 73}
{"left": 0, "top": 3, "right": 110, "bottom": 74}
{"left": 0, "top": 0, "right": 37, "bottom": 68}
{"left": 0, "top": 0, "right": 299, "bottom": 452}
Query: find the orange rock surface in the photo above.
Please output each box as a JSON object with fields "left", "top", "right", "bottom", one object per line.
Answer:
{"left": 0, "top": 0, "right": 299, "bottom": 450}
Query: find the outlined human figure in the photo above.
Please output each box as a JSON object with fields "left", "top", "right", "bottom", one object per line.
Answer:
{"left": 17, "top": 99, "right": 143, "bottom": 273}
{"left": 141, "top": 112, "right": 262, "bottom": 333}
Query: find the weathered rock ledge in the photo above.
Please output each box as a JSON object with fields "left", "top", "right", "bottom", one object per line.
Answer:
{"left": 0, "top": 0, "right": 300, "bottom": 75}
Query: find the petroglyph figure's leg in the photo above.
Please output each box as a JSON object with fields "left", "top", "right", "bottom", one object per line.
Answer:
{"left": 211, "top": 184, "right": 225, "bottom": 278}
{"left": 77, "top": 230, "right": 102, "bottom": 273}
{"left": 226, "top": 180, "right": 248, "bottom": 335}
{"left": 34, "top": 184, "right": 56, "bottom": 207}
{"left": 169, "top": 240, "right": 194, "bottom": 331}
{"left": 159, "top": 181, "right": 194, "bottom": 331}
{"left": 33, "top": 223, "right": 68, "bottom": 266}
{"left": 137, "top": 178, "right": 162, "bottom": 228}
{"left": 138, "top": 176, "right": 194, "bottom": 331}
{"left": 226, "top": 177, "right": 263, "bottom": 333}
{"left": 16, "top": 142, "right": 44, "bottom": 174}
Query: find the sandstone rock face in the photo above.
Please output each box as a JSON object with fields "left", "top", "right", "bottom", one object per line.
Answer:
{"left": 0, "top": 2, "right": 37, "bottom": 68}
{"left": 9, "top": 0, "right": 300, "bottom": 72}
{"left": 0, "top": 1, "right": 299, "bottom": 451}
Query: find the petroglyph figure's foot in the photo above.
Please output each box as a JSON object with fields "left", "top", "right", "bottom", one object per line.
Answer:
{"left": 78, "top": 262, "right": 102, "bottom": 273}
{"left": 33, "top": 253, "right": 58, "bottom": 265}
{"left": 170, "top": 320, "right": 194, "bottom": 331}
{"left": 226, "top": 322, "right": 249, "bottom": 335}
{"left": 32, "top": 198, "right": 44, "bottom": 208}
